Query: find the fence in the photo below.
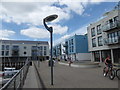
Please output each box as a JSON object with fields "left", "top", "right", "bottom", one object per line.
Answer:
{"left": 0, "top": 58, "right": 30, "bottom": 90}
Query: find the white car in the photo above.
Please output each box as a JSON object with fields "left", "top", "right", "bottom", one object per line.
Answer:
{"left": 4, "top": 67, "right": 19, "bottom": 77}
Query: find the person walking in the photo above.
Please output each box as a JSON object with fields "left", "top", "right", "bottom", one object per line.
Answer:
{"left": 68, "top": 57, "right": 73, "bottom": 67}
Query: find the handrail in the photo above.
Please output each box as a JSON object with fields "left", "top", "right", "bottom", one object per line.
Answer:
{"left": 0, "top": 58, "right": 30, "bottom": 90}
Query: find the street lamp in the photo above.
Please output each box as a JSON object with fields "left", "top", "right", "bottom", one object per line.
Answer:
{"left": 43, "top": 14, "right": 58, "bottom": 85}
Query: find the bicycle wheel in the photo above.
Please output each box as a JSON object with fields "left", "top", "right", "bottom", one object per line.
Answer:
{"left": 116, "top": 69, "right": 120, "bottom": 80}
{"left": 103, "top": 67, "right": 107, "bottom": 77}
{"left": 109, "top": 69, "right": 115, "bottom": 80}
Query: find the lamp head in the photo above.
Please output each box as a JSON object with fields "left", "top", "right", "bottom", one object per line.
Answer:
{"left": 44, "top": 14, "right": 58, "bottom": 22}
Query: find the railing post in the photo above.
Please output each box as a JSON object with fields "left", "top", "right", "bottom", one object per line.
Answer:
{"left": 14, "top": 78, "right": 16, "bottom": 90}
{"left": 19, "top": 71, "right": 22, "bottom": 88}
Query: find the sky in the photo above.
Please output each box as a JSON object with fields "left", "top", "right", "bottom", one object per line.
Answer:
{"left": 0, "top": 0, "right": 119, "bottom": 45}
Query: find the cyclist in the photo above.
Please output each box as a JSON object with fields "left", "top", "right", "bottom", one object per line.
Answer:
{"left": 104, "top": 56, "right": 112, "bottom": 72}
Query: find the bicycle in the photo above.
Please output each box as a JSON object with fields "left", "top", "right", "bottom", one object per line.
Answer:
{"left": 113, "top": 64, "right": 120, "bottom": 80}
{"left": 116, "top": 69, "right": 120, "bottom": 80}
{"left": 103, "top": 65, "right": 115, "bottom": 80}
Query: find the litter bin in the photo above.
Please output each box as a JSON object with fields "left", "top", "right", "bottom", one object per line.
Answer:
{"left": 48, "top": 60, "right": 54, "bottom": 67}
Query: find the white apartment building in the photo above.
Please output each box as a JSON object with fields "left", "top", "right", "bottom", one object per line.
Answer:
{"left": 87, "top": 4, "right": 120, "bottom": 63}
{"left": 0, "top": 40, "right": 49, "bottom": 61}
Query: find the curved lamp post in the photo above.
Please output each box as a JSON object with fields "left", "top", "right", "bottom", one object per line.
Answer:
{"left": 43, "top": 14, "right": 58, "bottom": 85}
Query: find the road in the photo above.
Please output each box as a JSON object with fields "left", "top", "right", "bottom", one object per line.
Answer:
{"left": 33, "top": 61, "right": 119, "bottom": 88}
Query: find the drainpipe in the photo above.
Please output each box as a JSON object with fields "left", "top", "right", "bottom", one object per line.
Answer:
{"left": 111, "top": 49, "right": 114, "bottom": 63}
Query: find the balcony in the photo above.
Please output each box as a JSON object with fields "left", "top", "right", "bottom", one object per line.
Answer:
{"left": 102, "top": 21, "right": 120, "bottom": 32}
{"left": 31, "top": 46, "right": 37, "bottom": 50}
{"left": 63, "top": 44, "right": 68, "bottom": 47}
{"left": 104, "top": 36, "right": 120, "bottom": 45}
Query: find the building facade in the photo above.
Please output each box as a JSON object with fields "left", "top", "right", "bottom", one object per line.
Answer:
{"left": 53, "top": 34, "right": 90, "bottom": 61}
{"left": 87, "top": 4, "right": 120, "bottom": 63}
{"left": 0, "top": 40, "right": 49, "bottom": 61}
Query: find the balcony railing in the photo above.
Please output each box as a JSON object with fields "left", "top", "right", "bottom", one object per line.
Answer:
{"left": 102, "top": 21, "right": 120, "bottom": 32}
{"left": 104, "top": 36, "right": 120, "bottom": 45}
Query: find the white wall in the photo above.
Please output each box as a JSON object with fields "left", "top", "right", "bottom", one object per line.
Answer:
{"left": 76, "top": 53, "right": 91, "bottom": 61}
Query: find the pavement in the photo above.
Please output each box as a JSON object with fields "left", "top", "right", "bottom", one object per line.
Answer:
{"left": 23, "top": 62, "right": 40, "bottom": 88}
{"left": 23, "top": 60, "right": 119, "bottom": 89}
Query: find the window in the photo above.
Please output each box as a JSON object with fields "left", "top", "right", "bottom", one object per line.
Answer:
{"left": 32, "top": 46, "right": 37, "bottom": 50}
{"left": 91, "top": 27, "right": 95, "bottom": 37}
{"left": 2, "top": 51, "right": 4, "bottom": 56}
{"left": 98, "top": 36, "right": 103, "bottom": 46}
{"left": 69, "top": 40, "right": 71, "bottom": 45}
{"left": 92, "top": 38, "right": 96, "bottom": 47}
{"left": 107, "top": 31, "right": 119, "bottom": 43}
{"left": 40, "top": 46, "right": 43, "bottom": 50}
{"left": 71, "top": 39, "right": 73, "bottom": 45}
{"left": 24, "top": 46, "right": 27, "bottom": 49}
{"left": 2, "top": 45, "right": 4, "bottom": 50}
{"left": 12, "top": 46, "right": 19, "bottom": 50}
{"left": 6, "top": 45, "right": 9, "bottom": 50}
{"left": 97, "top": 24, "right": 101, "bottom": 35}
{"left": 40, "top": 51, "right": 43, "bottom": 56}
{"left": 5, "top": 51, "right": 9, "bottom": 56}
{"left": 24, "top": 52, "right": 27, "bottom": 55}
{"left": 44, "top": 46, "right": 47, "bottom": 50}
{"left": 44, "top": 51, "right": 46, "bottom": 56}
{"left": 44, "top": 46, "right": 47, "bottom": 55}
{"left": 72, "top": 46, "right": 74, "bottom": 52}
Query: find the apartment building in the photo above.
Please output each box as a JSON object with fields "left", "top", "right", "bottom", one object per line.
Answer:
{"left": 0, "top": 40, "right": 49, "bottom": 61}
{"left": 54, "top": 34, "right": 90, "bottom": 61}
{"left": 53, "top": 43, "right": 65, "bottom": 60}
{"left": 87, "top": 4, "right": 120, "bottom": 63}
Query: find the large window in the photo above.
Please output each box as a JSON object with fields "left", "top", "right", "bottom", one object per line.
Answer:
{"left": 91, "top": 27, "right": 95, "bottom": 37}
{"left": 92, "top": 38, "right": 96, "bottom": 47}
{"left": 97, "top": 24, "right": 101, "bottom": 35}
{"left": 108, "top": 31, "right": 120, "bottom": 43}
{"left": 98, "top": 36, "right": 103, "bottom": 46}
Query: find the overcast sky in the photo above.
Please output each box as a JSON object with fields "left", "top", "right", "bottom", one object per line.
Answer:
{"left": 0, "top": 0, "right": 119, "bottom": 45}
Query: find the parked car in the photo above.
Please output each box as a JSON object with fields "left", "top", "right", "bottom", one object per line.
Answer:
{"left": 4, "top": 67, "right": 19, "bottom": 77}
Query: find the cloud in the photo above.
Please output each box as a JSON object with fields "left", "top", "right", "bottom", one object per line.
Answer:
{"left": 53, "top": 24, "right": 68, "bottom": 35}
{"left": 1, "top": 0, "right": 112, "bottom": 26}
{"left": 59, "top": 0, "right": 85, "bottom": 15}
{"left": 0, "top": 0, "right": 90, "bottom": 25}
{"left": 0, "top": 29, "right": 15, "bottom": 39}
{"left": 1, "top": 0, "right": 118, "bottom": 2}
{"left": 20, "top": 27, "right": 49, "bottom": 39}
{"left": 54, "top": 25, "right": 87, "bottom": 45}
{"left": 20, "top": 24, "right": 68, "bottom": 38}
{"left": 0, "top": 2, "right": 70, "bottom": 25}
{"left": 54, "top": 34, "right": 70, "bottom": 46}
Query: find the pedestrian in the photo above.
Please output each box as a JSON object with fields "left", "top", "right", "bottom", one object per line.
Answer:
{"left": 68, "top": 57, "right": 73, "bottom": 67}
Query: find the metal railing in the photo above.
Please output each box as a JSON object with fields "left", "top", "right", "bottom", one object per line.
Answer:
{"left": 104, "top": 36, "right": 120, "bottom": 45}
{"left": 0, "top": 58, "right": 30, "bottom": 90}
{"left": 102, "top": 20, "right": 120, "bottom": 32}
